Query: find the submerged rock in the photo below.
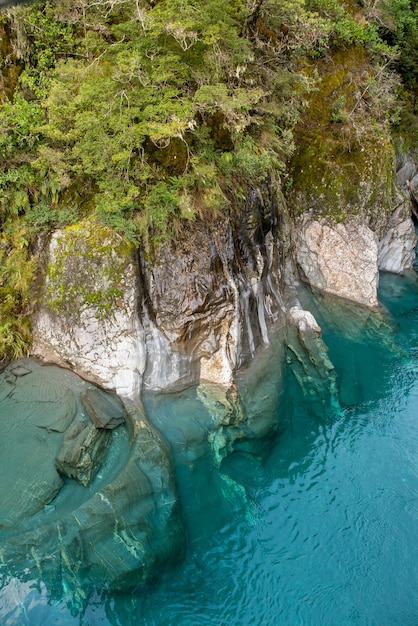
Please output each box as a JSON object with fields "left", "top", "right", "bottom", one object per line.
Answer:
{"left": 287, "top": 306, "right": 321, "bottom": 333}
{"left": 0, "top": 358, "right": 184, "bottom": 598}
{"left": 81, "top": 387, "right": 125, "bottom": 429}
{"left": 55, "top": 420, "right": 111, "bottom": 486}
{"left": 10, "top": 365, "right": 31, "bottom": 377}
{"left": 35, "top": 388, "right": 77, "bottom": 433}
{"left": 0, "top": 360, "right": 70, "bottom": 526}
{"left": 285, "top": 303, "right": 340, "bottom": 419}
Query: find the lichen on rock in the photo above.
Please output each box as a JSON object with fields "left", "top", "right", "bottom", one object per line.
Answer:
{"left": 32, "top": 218, "right": 145, "bottom": 400}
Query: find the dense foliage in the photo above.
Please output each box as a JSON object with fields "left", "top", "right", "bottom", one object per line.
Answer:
{"left": 0, "top": 0, "right": 417, "bottom": 361}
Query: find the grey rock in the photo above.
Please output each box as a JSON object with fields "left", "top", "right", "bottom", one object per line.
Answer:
{"left": 396, "top": 161, "right": 417, "bottom": 188}
{"left": 10, "top": 365, "right": 31, "bottom": 377}
{"left": 35, "top": 388, "right": 77, "bottom": 432}
{"left": 55, "top": 420, "right": 111, "bottom": 486}
{"left": 410, "top": 172, "right": 418, "bottom": 204}
{"left": 378, "top": 201, "right": 417, "bottom": 273}
{"left": 81, "top": 387, "right": 125, "bottom": 429}
{"left": 141, "top": 186, "right": 286, "bottom": 391}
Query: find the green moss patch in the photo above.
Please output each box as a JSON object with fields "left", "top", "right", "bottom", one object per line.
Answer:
{"left": 45, "top": 220, "right": 134, "bottom": 321}
{"left": 288, "top": 45, "right": 396, "bottom": 226}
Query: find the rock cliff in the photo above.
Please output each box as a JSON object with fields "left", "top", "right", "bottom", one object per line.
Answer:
{"left": 32, "top": 183, "right": 287, "bottom": 400}
{"left": 31, "top": 165, "right": 415, "bottom": 401}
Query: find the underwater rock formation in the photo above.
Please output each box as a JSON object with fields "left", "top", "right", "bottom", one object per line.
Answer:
{"left": 0, "top": 359, "right": 184, "bottom": 595}
{"left": 285, "top": 300, "right": 340, "bottom": 419}
{"left": 55, "top": 419, "right": 111, "bottom": 486}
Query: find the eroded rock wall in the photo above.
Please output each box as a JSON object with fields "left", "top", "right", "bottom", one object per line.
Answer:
{"left": 32, "top": 185, "right": 286, "bottom": 399}
{"left": 140, "top": 197, "right": 285, "bottom": 391}
{"left": 31, "top": 169, "right": 416, "bottom": 401}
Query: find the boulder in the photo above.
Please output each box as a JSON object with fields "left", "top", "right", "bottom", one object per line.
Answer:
{"left": 293, "top": 217, "right": 379, "bottom": 307}
{"left": 81, "top": 387, "right": 125, "bottom": 429}
{"left": 55, "top": 420, "right": 111, "bottom": 486}
{"left": 31, "top": 219, "right": 145, "bottom": 400}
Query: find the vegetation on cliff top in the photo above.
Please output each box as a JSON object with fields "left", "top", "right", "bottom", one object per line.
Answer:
{"left": 0, "top": 0, "right": 417, "bottom": 361}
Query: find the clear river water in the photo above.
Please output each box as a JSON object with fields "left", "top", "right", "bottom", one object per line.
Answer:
{"left": 1, "top": 268, "right": 418, "bottom": 625}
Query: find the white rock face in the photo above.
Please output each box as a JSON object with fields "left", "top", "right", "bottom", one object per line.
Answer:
{"left": 287, "top": 306, "right": 321, "bottom": 333}
{"left": 293, "top": 218, "right": 379, "bottom": 307}
{"left": 32, "top": 224, "right": 145, "bottom": 400}
{"left": 378, "top": 202, "right": 417, "bottom": 273}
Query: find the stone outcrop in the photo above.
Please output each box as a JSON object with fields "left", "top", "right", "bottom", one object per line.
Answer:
{"left": 31, "top": 220, "right": 145, "bottom": 401}
{"left": 32, "top": 185, "right": 286, "bottom": 399}
{"left": 285, "top": 45, "right": 417, "bottom": 306}
{"left": 292, "top": 200, "right": 416, "bottom": 306}
{"left": 292, "top": 217, "right": 380, "bottom": 307}
{"left": 378, "top": 200, "right": 417, "bottom": 273}
{"left": 31, "top": 172, "right": 416, "bottom": 404}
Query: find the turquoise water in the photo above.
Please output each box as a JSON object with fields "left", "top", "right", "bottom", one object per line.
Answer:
{"left": 2, "top": 269, "right": 418, "bottom": 625}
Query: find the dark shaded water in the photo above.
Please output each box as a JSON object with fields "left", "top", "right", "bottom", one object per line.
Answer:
{"left": 2, "top": 269, "right": 418, "bottom": 625}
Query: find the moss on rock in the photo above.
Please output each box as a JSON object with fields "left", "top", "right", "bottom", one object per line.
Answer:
{"left": 287, "top": 45, "right": 396, "bottom": 233}
{"left": 45, "top": 219, "right": 134, "bottom": 321}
